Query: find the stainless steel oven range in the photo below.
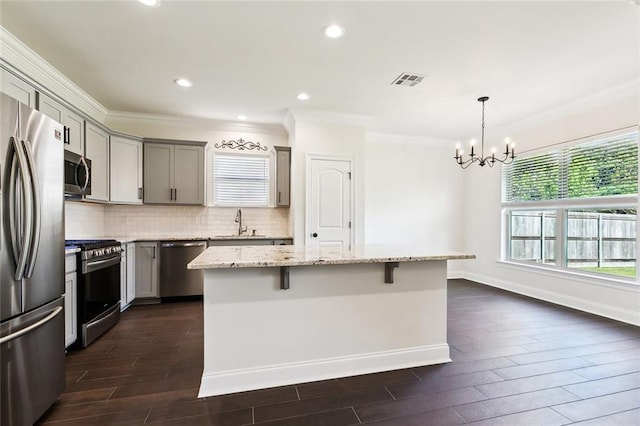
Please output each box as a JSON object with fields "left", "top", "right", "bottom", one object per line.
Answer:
{"left": 66, "top": 239, "right": 121, "bottom": 347}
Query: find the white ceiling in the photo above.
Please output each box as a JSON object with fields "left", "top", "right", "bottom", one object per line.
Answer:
{"left": 0, "top": 1, "right": 637, "bottom": 140}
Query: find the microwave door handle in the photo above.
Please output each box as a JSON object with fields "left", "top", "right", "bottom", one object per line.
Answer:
{"left": 22, "top": 139, "right": 40, "bottom": 278}
{"left": 79, "top": 156, "right": 89, "bottom": 192}
{"left": 9, "top": 137, "right": 33, "bottom": 281}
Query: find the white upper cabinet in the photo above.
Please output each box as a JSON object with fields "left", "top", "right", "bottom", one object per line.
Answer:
{"left": 110, "top": 135, "right": 143, "bottom": 204}
{"left": 84, "top": 122, "right": 110, "bottom": 202}
{"left": 38, "top": 93, "right": 84, "bottom": 155}
{"left": 143, "top": 140, "right": 205, "bottom": 205}
{"left": 1, "top": 69, "right": 37, "bottom": 107}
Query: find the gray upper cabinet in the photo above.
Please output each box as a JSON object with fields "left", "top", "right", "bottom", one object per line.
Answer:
{"left": 275, "top": 146, "right": 291, "bottom": 207}
{"left": 84, "top": 122, "right": 110, "bottom": 202}
{"left": 110, "top": 135, "right": 143, "bottom": 204}
{"left": 38, "top": 93, "right": 84, "bottom": 155}
{"left": 1, "top": 69, "right": 37, "bottom": 107}
{"left": 143, "top": 140, "right": 205, "bottom": 205}
{"left": 143, "top": 143, "right": 173, "bottom": 203}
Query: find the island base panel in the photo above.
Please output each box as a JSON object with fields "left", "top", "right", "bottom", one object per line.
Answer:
{"left": 199, "top": 260, "right": 450, "bottom": 397}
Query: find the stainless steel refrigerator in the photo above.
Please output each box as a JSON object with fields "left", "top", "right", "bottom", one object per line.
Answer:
{"left": 0, "top": 92, "right": 65, "bottom": 425}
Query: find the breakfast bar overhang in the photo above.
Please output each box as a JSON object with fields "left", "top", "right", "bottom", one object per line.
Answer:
{"left": 188, "top": 245, "right": 475, "bottom": 398}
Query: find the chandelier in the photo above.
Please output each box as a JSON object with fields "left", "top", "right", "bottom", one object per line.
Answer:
{"left": 454, "top": 96, "right": 515, "bottom": 169}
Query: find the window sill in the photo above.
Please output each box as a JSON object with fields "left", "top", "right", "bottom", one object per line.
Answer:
{"left": 496, "top": 259, "right": 639, "bottom": 292}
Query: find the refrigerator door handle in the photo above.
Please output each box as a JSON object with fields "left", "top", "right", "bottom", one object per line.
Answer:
{"left": 0, "top": 306, "right": 63, "bottom": 345}
{"left": 22, "top": 139, "right": 40, "bottom": 278}
{"left": 7, "top": 136, "right": 33, "bottom": 281}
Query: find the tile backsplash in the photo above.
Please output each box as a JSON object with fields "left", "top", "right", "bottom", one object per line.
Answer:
{"left": 65, "top": 201, "right": 290, "bottom": 239}
{"left": 65, "top": 201, "right": 106, "bottom": 238}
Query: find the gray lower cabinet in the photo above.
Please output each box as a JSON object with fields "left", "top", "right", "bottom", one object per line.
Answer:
{"left": 135, "top": 242, "right": 159, "bottom": 300}
{"left": 143, "top": 140, "right": 205, "bottom": 205}
{"left": 126, "top": 243, "right": 136, "bottom": 305}
{"left": 64, "top": 253, "right": 77, "bottom": 348}
{"left": 120, "top": 243, "right": 136, "bottom": 311}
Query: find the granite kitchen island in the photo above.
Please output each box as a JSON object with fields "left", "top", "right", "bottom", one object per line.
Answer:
{"left": 188, "top": 245, "right": 474, "bottom": 397}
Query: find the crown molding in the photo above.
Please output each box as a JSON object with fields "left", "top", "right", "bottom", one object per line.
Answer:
{"left": 106, "top": 110, "right": 287, "bottom": 136}
{"left": 365, "top": 131, "right": 454, "bottom": 148}
{"left": 496, "top": 79, "right": 639, "bottom": 137}
{"left": 0, "top": 26, "right": 108, "bottom": 123}
{"left": 287, "top": 108, "right": 373, "bottom": 128}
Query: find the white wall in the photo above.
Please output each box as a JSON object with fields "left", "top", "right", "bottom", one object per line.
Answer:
{"left": 288, "top": 113, "right": 367, "bottom": 245}
{"left": 363, "top": 134, "right": 464, "bottom": 253}
{"left": 461, "top": 84, "right": 640, "bottom": 325}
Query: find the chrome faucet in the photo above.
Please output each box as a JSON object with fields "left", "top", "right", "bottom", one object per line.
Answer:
{"left": 235, "top": 208, "right": 247, "bottom": 235}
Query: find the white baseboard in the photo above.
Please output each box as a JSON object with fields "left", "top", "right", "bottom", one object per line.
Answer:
{"left": 198, "top": 344, "right": 450, "bottom": 398}
{"left": 462, "top": 272, "right": 640, "bottom": 326}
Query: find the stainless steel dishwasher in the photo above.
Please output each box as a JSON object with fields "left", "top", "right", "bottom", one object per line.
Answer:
{"left": 159, "top": 241, "right": 206, "bottom": 297}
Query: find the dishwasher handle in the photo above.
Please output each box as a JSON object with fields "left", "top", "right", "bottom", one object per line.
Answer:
{"left": 161, "top": 242, "right": 206, "bottom": 248}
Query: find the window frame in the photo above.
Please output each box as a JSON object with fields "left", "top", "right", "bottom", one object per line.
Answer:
{"left": 501, "top": 130, "right": 638, "bottom": 283}
{"left": 211, "top": 151, "right": 272, "bottom": 208}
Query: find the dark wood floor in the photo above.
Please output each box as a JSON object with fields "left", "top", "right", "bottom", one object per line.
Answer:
{"left": 37, "top": 279, "right": 640, "bottom": 425}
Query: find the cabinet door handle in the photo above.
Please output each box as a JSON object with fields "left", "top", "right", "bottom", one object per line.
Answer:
{"left": 64, "top": 127, "right": 70, "bottom": 145}
{"left": 138, "top": 187, "right": 143, "bottom": 199}
{"left": 174, "top": 188, "right": 177, "bottom": 201}
{"left": 278, "top": 191, "right": 281, "bottom": 203}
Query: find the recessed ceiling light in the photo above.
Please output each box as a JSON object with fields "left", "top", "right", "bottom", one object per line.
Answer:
{"left": 323, "top": 24, "right": 345, "bottom": 39}
{"left": 138, "top": 0, "right": 161, "bottom": 7}
{"left": 297, "top": 93, "right": 310, "bottom": 101}
{"left": 237, "top": 115, "right": 247, "bottom": 121}
{"left": 174, "top": 78, "right": 192, "bottom": 88}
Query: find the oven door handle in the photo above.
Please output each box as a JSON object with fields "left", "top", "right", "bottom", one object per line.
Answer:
{"left": 83, "top": 255, "right": 120, "bottom": 274}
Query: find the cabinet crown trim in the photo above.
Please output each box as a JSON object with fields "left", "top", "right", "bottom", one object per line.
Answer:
{"left": 143, "top": 137, "right": 207, "bottom": 147}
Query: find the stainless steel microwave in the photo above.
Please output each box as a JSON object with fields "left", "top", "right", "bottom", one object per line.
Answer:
{"left": 64, "top": 150, "right": 91, "bottom": 196}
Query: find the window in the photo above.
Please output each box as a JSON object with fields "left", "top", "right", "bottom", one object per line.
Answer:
{"left": 509, "top": 210, "right": 557, "bottom": 265}
{"left": 213, "top": 154, "right": 270, "bottom": 206}
{"left": 502, "top": 131, "right": 638, "bottom": 280}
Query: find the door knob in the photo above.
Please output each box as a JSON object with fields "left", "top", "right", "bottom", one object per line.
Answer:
{"left": 312, "top": 232, "right": 318, "bottom": 238}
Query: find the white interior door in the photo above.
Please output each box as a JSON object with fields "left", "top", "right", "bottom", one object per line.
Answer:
{"left": 308, "top": 157, "right": 352, "bottom": 249}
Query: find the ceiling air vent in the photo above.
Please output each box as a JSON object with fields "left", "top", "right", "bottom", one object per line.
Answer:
{"left": 391, "top": 72, "right": 425, "bottom": 87}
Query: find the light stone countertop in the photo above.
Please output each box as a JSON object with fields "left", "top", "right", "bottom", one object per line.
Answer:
{"left": 188, "top": 244, "right": 475, "bottom": 269}
{"left": 99, "top": 235, "right": 293, "bottom": 244}
{"left": 65, "top": 247, "right": 80, "bottom": 255}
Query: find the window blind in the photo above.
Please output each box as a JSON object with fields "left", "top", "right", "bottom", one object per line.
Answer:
{"left": 213, "top": 154, "right": 269, "bottom": 205}
{"left": 503, "top": 132, "right": 638, "bottom": 203}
